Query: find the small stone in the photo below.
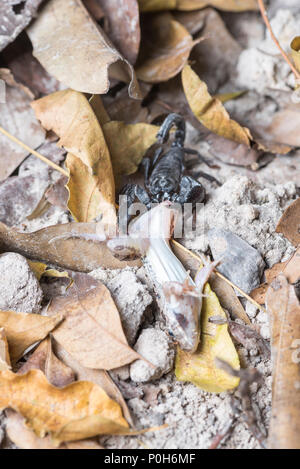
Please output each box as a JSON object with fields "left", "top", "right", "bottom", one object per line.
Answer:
{"left": 208, "top": 228, "right": 266, "bottom": 294}
{"left": 91, "top": 268, "right": 152, "bottom": 345}
{"left": 0, "top": 253, "right": 43, "bottom": 313}
{"left": 110, "top": 365, "right": 130, "bottom": 382}
{"left": 130, "top": 328, "right": 175, "bottom": 383}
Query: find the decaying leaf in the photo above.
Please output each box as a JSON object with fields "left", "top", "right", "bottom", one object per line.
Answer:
{"left": 0, "top": 0, "right": 44, "bottom": 52}
{"left": 276, "top": 197, "right": 300, "bottom": 247}
{"left": 27, "top": 0, "right": 141, "bottom": 98}
{"left": 19, "top": 338, "right": 75, "bottom": 388}
{"left": 266, "top": 275, "right": 300, "bottom": 449}
{"left": 0, "top": 221, "right": 141, "bottom": 272}
{"left": 0, "top": 328, "right": 11, "bottom": 371}
{"left": 0, "top": 310, "right": 63, "bottom": 362}
{"left": 6, "top": 411, "right": 104, "bottom": 450}
{"left": 97, "top": 0, "right": 140, "bottom": 64}
{"left": 0, "top": 70, "right": 45, "bottom": 181}
{"left": 47, "top": 276, "right": 143, "bottom": 370}
{"left": 138, "top": 0, "right": 258, "bottom": 12}
{"left": 176, "top": 282, "right": 240, "bottom": 393}
{"left": 103, "top": 121, "right": 158, "bottom": 180}
{"left": 291, "top": 37, "right": 300, "bottom": 74}
{"left": 136, "top": 13, "right": 197, "bottom": 83}
{"left": 263, "top": 108, "right": 300, "bottom": 148}
{"left": 182, "top": 65, "right": 252, "bottom": 146}
{"left": 0, "top": 369, "right": 129, "bottom": 443}
{"left": 32, "top": 89, "right": 116, "bottom": 224}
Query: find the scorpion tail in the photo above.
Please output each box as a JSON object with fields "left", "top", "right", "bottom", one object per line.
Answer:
{"left": 156, "top": 113, "right": 186, "bottom": 147}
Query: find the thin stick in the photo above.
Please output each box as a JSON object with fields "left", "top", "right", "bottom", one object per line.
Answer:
{"left": 0, "top": 126, "right": 69, "bottom": 178}
{"left": 257, "top": 0, "right": 300, "bottom": 80}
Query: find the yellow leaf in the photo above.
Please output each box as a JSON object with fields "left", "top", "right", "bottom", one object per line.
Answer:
{"left": 103, "top": 121, "right": 158, "bottom": 179}
{"left": 0, "top": 369, "right": 128, "bottom": 443}
{"left": 32, "top": 90, "right": 116, "bottom": 225}
{"left": 0, "top": 310, "right": 63, "bottom": 362}
{"left": 0, "top": 328, "right": 11, "bottom": 371}
{"left": 182, "top": 65, "right": 252, "bottom": 146}
{"left": 136, "top": 13, "right": 197, "bottom": 83}
{"left": 175, "top": 282, "right": 240, "bottom": 393}
{"left": 291, "top": 37, "right": 300, "bottom": 74}
{"left": 138, "top": 0, "right": 258, "bottom": 12}
{"left": 28, "top": 260, "right": 47, "bottom": 281}
{"left": 215, "top": 90, "right": 246, "bottom": 103}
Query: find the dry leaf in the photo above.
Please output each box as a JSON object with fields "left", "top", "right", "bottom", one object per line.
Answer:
{"left": 182, "top": 65, "right": 252, "bottom": 146}
{"left": 0, "top": 0, "right": 44, "bottom": 52}
{"left": 0, "top": 328, "right": 11, "bottom": 371}
{"left": 19, "top": 338, "right": 75, "bottom": 388}
{"left": 0, "top": 71, "right": 45, "bottom": 181}
{"left": 276, "top": 197, "right": 300, "bottom": 247}
{"left": 53, "top": 340, "right": 133, "bottom": 426}
{"left": 97, "top": 0, "right": 140, "bottom": 64}
{"left": 266, "top": 275, "right": 300, "bottom": 449}
{"left": 263, "top": 108, "right": 300, "bottom": 147}
{"left": 27, "top": 260, "right": 47, "bottom": 280}
{"left": 103, "top": 121, "right": 158, "bottom": 180}
{"left": 27, "top": 0, "right": 141, "bottom": 98}
{"left": 6, "top": 411, "right": 104, "bottom": 450}
{"left": 291, "top": 37, "right": 300, "bottom": 74}
{"left": 176, "top": 282, "right": 240, "bottom": 393}
{"left": 0, "top": 221, "right": 141, "bottom": 272}
{"left": 0, "top": 369, "right": 128, "bottom": 443}
{"left": 0, "top": 310, "right": 63, "bottom": 362}
{"left": 138, "top": 0, "right": 258, "bottom": 12}
{"left": 47, "top": 277, "right": 142, "bottom": 370}
{"left": 205, "top": 134, "right": 260, "bottom": 167}
{"left": 32, "top": 89, "right": 116, "bottom": 224}
{"left": 136, "top": 13, "right": 197, "bottom": 83}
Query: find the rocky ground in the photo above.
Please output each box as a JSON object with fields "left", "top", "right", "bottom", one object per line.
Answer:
{"left": 1, "top": 4, "right": 300, "bottom": 450}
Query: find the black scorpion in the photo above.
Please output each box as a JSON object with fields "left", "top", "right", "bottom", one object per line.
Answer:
{"left": 121, "top": 113, "right": 220, "bottom": 210}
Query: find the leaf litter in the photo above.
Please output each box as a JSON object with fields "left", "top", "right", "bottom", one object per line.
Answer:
{"left": 0, "top": 0, "right": 300, "bottom": 451}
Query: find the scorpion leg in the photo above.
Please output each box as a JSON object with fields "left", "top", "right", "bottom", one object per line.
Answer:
{"left": 156, "top": 113, "right": 186, "bottom": 148}
{"left": 174, "top": 175, "right": 206, "bottom": 205}
{"left": 184, "top": 148, "right": 218, "bottom": 169}
{"left": 193, "top": 170, "right": 222, "bottom": 186}
{"left": 119, "top": 184, "right": 151, "bottom": 231}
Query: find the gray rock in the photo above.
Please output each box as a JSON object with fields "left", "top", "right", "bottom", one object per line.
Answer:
{"left": 208, "top": 228, "right": 265, "bottom": 294}
{"left": 0, "top": 253, "right": 43, "bottom": 313}
{"left": 130, "top": 328, "right": 175, "bottom": 383}
{"left": 91, "top": 268, "right": 152, "bottom": 345}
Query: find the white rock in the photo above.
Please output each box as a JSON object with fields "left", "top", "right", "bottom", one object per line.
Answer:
{"left": 0, "top": 253, "right": 43, "bottom": 313}
{"left": 130, "top": 328, "right": 175, "bottom": 383}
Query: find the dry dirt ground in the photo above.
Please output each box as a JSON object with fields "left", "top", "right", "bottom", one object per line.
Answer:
{"left": 1, "top": 2, "right": 300, "bottom": 450}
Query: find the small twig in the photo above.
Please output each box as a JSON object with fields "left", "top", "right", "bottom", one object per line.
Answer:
{"left": 257, "top": 0, "right": 300, "bottom": 80}
{"left": 0, "top": 126, "right": 69, "bottom": 178}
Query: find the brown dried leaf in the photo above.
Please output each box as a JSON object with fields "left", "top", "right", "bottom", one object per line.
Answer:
{"left": 138, "top": 0, "right": 258, "bottom": 12}
{"left": 266, "top": 275, "right": 300, "bottom": 449}
{"left": 6, "top": 411, "right": 104, "bottom": 450}
{"left": 53, "top": 340, "right": 133, "bottom": 426}
{"left": 182, "top": 65, "right": 252, "bottom": 146}
{"left": 0, "top": 221, "right": 141, "bottom": 272}
{"left": 0, "top": 0, "right": 44, "bottom": 52}
{"left": 97, "top": 0, "right": 140, "bottom": 64}
{"left": 206, "top": 133, "right": 260, "bottom": 167}
{"left": 136, "top": 13, "right": 197, "bottom": 83}
{"left": 263, "top": 108, "right": 300, "bottom": 147}
{"left": 276, "top": 197, "right": 300, "bottom": 247}
{"left": 47, "top": 277, "right": 142, "bottom": 370}
{"left": 32, "top": 90, "right": 116, "bottom": 224}
{"left": 0, "top": 71, "right": 45, "bottom": 181}
{"left": 0, "top": 310, "right": 63, "bottom": 362}
{"left": 0, "top": 369, "right": 129, "bottom": 444}
{"left": 0, "top": 328, "right": 11, "bottom": 371}
{"left": 27, "top": 0, "right": 141, "bottom": 98}
{"left": 19, "top": 338, "right": 75, "bottom": 388}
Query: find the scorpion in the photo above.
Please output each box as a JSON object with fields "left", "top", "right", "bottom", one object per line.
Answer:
{"left": 121, "top": 113, "right": 220, "bottom": 211}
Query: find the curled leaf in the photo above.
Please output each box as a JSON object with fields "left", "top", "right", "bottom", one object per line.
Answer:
{"left": 0, "top": 310, "right": 63, "bottom": 362}
{"left": 0, "top": 328, "right": 11, "bottom": 371}
{"left": 291, "top": 37, "right": 300, "bottom": 74}
{"left": 182, "top": 65, "right": 252, "bottom": 146}
{"left": 175, "top": 282, "right": 240, "bottom": 393}
{"left": 276, "top": 197, "right": 300, "bottom": 247}
{"left": 32, "top": 90, "right": 116, "bottom": 225}
{"left": 27, "top": 0, "right": 141, "bottom": 98}
{"left": 136, "top": 13, "right": 197, "bottom": 83}
{"left": 138, "top": 0, "right": 258, "bottom": 12}
{"left": 0, "top": 369, "right": 128, "bottom": 443}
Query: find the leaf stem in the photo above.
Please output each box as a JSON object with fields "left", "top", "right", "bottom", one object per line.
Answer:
{"left": 257, "top": 0, "right": 300, "bottom": 80}
{"left": 0, "top": 126, "right": 69, "bottom": 178}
